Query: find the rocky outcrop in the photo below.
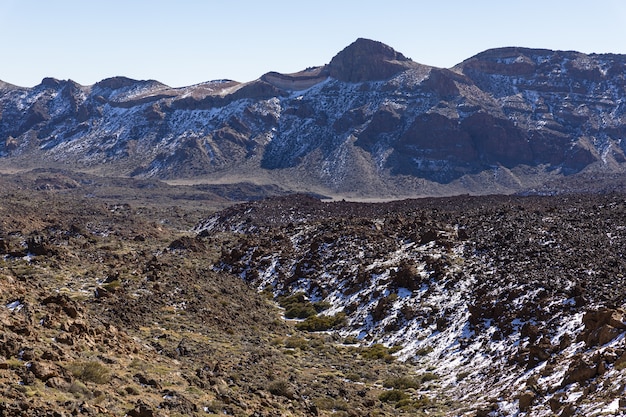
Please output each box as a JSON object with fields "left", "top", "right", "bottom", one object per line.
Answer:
{"left": 579, "top": 308, "right": 626, "bottom": 346}
{"left": 327, "top": 38, "right": 422, "bottom": 82}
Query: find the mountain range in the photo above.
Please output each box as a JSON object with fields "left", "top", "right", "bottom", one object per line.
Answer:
{"left": 2, "top": 38, "right": 626, "bottom": 197}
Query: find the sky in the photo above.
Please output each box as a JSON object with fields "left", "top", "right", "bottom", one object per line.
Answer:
{"left": 1, "top": 0, "right": 626, "bottom": 88}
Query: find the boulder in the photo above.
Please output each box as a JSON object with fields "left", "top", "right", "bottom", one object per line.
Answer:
{"left": 29, "top": 361, "right": 60, "bottom": 381}
{"left": 580, "top": 308, "right": 626, "bottom": 346}
{"left": 518, "top": 391, "right": 535, "bottom": 412}
{"left": 561, "top": 355, "right": 598, "bottom": 386}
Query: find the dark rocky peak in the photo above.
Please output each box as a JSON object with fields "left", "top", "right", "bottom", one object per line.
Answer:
{"left": 34, "top": 78, "right": 84, "bottom": 95}
{"left": 327, "top": 38, "right": 421, "bottom": 82}
{"left": 40, "top": 77, "right": 63, "bottom": 88}
{"left": 91, "top": 76, "right": 169, "bottom": 103}
{"left": 93, "top": 76, "right": 167, "bottom": 93}
{"left": 94, "top": 76, "right": 143, "bottom": 90}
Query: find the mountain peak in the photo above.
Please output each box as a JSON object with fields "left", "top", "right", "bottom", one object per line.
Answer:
{"left": 327, "top": 38, "right": 420, "bottom": 82}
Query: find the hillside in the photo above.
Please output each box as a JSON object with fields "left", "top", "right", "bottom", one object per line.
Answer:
{"left": 2, "top": 39, "right": 626, "bottom": 197}
{"left": 199, "top": 192, "right": 626, "bottom": 416}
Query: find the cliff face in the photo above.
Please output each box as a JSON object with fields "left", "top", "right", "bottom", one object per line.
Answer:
{"left": 2, "top": 39, "right": 626, "bottom": 196}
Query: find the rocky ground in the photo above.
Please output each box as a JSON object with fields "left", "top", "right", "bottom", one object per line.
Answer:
{"left": 200, "top": 193, "right": 626, "bottom": 416}
{"left": 0, "top": 171, "right": 447, "bottom": 417}
{"left": 2, "top": 170, "right": 626, "bottom": 416}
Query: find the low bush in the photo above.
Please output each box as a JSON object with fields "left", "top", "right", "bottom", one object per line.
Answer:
{"left": 359, "top": 344, "right": 397, "bottom": 362}
{"left": 296, "top": 312, "right": 346, "bottom": 331}
{"left": 420, "top": 372, "right": 439, "bottom": 383}
{"left": 268, "top": 379, "right": 295, "bottom": 399}
{"left": 68, "top": 361, "right": 110, "bottom": 384}
{"left": 285, "top": 336, "right": 309, "bottom": 350}
{"left": 379, "top": 389, "right": 409, "bottom": 403}
{"left": 278, "top": 293, "right": 317, "bottom": 319}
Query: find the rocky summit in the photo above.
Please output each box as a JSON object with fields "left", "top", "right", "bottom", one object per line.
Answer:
{"left": 2, "top": 39, "right": 626, "bottom": 197}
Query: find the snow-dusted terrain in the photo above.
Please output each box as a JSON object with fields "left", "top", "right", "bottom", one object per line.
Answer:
{"left": 2, "top": 39, "right": 626, "bottom": 197}
{"left": 197, "top": 194, "right": 626, "bottom": 416}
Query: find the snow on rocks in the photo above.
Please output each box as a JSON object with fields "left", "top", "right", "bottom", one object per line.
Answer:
{"left": 198, "top": 193, "right": 626, "bottom": 416}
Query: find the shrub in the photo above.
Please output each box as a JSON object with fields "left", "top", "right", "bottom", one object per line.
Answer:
{"left": 278, "top": 293, "right": 317, "bottom": 319}
{"left": 68, "top": 380, "right": 91, "bottom": 398}
{"left": 313, "top": 301, "right": 331, "bottom": 312}
{"left": 268, "top": 379, "right": 295, "bottom": 399}
{"left": 296, "top": 312, "right": 346, "bottom": 331}
{"left": 285, "top": 304, "right": 317, "bottom": 319}
{"left": 285, "top": 336, "right": 308, "bottom": 350}
{"left": 342, "top": 336, "right": 360, "bottom": 345}
{"left": 68, "top": 361, "right": 110, "bottom": 384}
{"left": 379, "top": 389, "right": 409, "bottom": 403}
{"left": 456, "top": 370, "right": 471, "bottom": 381}
{"left": 359, "top": 344, "right": 396, "bottom": 362}
{"left": 420, "top": 372, "right": 439, "bottom": 383}
{"left": 345, "top": 372, "right": 361, "bottom": 382}
{"left": 415, "top": 346, "right": 434, "bottom": 356}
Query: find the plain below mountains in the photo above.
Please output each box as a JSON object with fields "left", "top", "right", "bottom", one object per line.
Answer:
{"left": 2, "top": 38, "right": 626, "bottom": 198}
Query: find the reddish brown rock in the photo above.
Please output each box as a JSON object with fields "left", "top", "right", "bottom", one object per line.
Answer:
{"left": 29, "top": 361, "right": 60, "bottom": 382}
{"left": 561, "top": 355, "right": 598, "bottom": 386}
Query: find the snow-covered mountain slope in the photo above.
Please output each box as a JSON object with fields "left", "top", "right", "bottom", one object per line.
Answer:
{"left": 197, "top": 194, "right": 626, "bottom": 416}
{"left": 2, "top": 39, "right": 626, "bottom": 196}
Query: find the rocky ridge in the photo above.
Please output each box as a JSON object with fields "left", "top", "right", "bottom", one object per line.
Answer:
{"left": 2, "top": 39, "right": 626, "bottom": 197}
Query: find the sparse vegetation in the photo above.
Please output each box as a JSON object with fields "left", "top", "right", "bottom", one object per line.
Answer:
{"left": 379, "top": 389, "right": 410, "bottom": 403}
{"left": 360, "top": 344, "right": 398, "bottom": 362}
{"left": 296, "top": 312, "right": 347, "bottom": 331}
{"left": 68, "top": 361, "right": 111, "bottom": 384}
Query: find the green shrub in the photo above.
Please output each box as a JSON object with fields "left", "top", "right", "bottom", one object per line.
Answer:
{"left": 313, "top": 301, "right": 331, "bottom": 312}
{"left": 285, "top": 336, "right": 309, "bottom": 350}
{"left": 420, "top": 372, "right": 439, "bottom": 383}
{"left": 345, "top": 372, "right": 361, "bottom": 382}
{"left": 388, "top": 345, "right": 403, "bottom": 354}
{"left": 379, "top": 389, "right": 409, "bottom": 403}
{"left": 342, "top": 336, "right": 360, "bottom": 345}
{"left": 285, "top": 304, "right": 317, "bottom": 319}
{"left": 68, "top": 361, "right": 110, "bottom": 384}
{"left": 359, "top": 344, "right": 396, "bottom": 362}
{"left": 278, "top": 293, "right": 318, "bottom": 319}
{"left": 296, "top": 312, "right": 346, "bottom": 331}
{"left": 268, "top": 379, "right": 295, "bottom": 399}
{"left": 68, "top": 380, "right": 91, "bottom": 398}
{"left": 415, "top": 346, "right": 434, "bottom": 356}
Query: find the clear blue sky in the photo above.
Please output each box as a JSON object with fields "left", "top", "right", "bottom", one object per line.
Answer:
{"left": 2, "top": 0, "right": 625, "bottom": 88}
